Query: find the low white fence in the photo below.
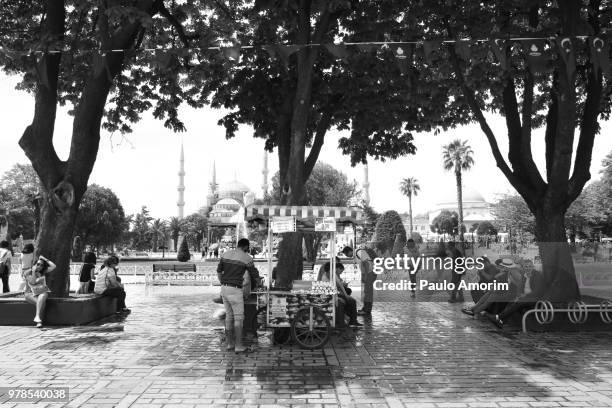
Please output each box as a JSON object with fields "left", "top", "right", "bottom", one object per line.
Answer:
{"left": 10, "top": 258, "right": 612, "bottom": 288}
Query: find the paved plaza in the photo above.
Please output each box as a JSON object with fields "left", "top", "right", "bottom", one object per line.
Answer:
{"left": 1, "top": 283, "right": 612, "bottom": 408}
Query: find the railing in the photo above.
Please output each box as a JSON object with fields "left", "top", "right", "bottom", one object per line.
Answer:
{"left": 145, "top": 270, "right": 219, "bottom": 286}
{"left": 11, "top": 257, "right": 612, "bottom": 289}
{"left": 522, "top": 300, "right": 612, "bottom": 333}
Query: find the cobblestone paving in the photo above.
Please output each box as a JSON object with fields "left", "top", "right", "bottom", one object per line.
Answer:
{"left": 1, "top": 284, "right": 612, "bottom": 408}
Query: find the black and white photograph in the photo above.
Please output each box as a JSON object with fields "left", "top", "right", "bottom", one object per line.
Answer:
{"left": 1, "top": 1, "right": 612, "bottom": 407}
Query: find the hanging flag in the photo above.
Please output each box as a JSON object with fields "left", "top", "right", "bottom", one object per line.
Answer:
{"left": 423, "top": 40, "right": 442, "bottom": 63}
{"left": 220, "top": 46, "right": 241, "bottom": 62}
{"left": 325, "top": 44, "right": 351, "bottom": 61}
{"left": 388, "top": 44, "right": 413, "bottom": 75}
{"left": 93, "top": 52, "right": 113, "bottom": 81}
{"left": 122, "top": 49, "right": 137, "bottom": 61}
{"left": 2, "top": 49, "right": 19, "bottom": 60}
{"left": 356, "top": 43, "right": 379, "bottom": 53}
{"left": 153, "top": 49, "right": 173, "bottom": 70}
{"left": 589, "top": 36, "right": 610, "bottom": 78}
{"left": 275, "top": 44, "right": 304, "bottom": 66}
{"left": 490, "top": 39, "right": 508, "bottom": 70}
{"left": 35, "top": 53, "right": 50, "bottom": 89}
{"left": 522, "top": 39, "right": 552, "bottom": 73}
{"left": 454, "top": 40, "right": 472, "bottom": 61}
{"left": 261, "top": 45, "right": 276, "bottom": 59}
{"left": 556, "top": 37, "right": 576, "bottom": 83}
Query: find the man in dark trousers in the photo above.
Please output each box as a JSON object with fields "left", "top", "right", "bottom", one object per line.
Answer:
{"left": 343, "top": 245, "right": 378, "bottom": 316}
{"left": 217, "top": 238, "right": 261, "bottom": 353}
{"left": 447, "top": 242, "right": 464, "bottom": 303}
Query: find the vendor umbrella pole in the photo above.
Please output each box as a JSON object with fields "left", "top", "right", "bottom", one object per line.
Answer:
{"left": 331, "top": 231, "right": 336, "bottom": 324}
{"left": 267, "top": 221, "right": 272, "bottom": 290}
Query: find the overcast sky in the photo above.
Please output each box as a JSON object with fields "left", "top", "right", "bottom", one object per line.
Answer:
{"left": 2, "top": 73, "right": 612, "bottom": 219}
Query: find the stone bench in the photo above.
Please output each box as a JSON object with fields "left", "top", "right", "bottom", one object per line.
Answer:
{"left": 0, "top": 292, "right": 117, "bottom": 326}
{"left": 146, "top": 263, "right": 218, "bottom": 286}
{"left": 152, "top": 263, "right": 197, "bottom": 272}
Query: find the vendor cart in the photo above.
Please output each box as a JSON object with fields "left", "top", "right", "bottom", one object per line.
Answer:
{"left": 247, "top": 206, "right": 362, "bottom": 349}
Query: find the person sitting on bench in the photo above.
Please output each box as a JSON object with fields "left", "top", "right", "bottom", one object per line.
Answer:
{"left": 462, "top": 258, "right": 518, "bottom": 317}
{"left": 94, "top": 255, "right": 130, "bottom": 314}
{"left": 24, "top": 255, "right": 56, "bottom": 328}
{"left": 485, "top": 264, "right": 577, "bottom": 328}
{"left": 319, "top": 259, "right": 362, "bottom": 328}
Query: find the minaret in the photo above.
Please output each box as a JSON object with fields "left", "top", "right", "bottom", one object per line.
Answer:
{"left": 363, "top": 163, "right": 370, "bottom": 205}
{"left": 211, "top": 161, "right": 217, "bottom": 196}
{"left": 177, "top": 142, "right": 185, "bottom": 219}
{"left": 262, "top": 151, "right": 269, "bottom": 197}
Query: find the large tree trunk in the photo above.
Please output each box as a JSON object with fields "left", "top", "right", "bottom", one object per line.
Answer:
{"left": 275, "top": 232, "right": 303, "bottom": 288}
{"left": 534, "top": 206, "right": 580, "bottom": 301}
{"left": 18, "top": 1, "right": 151, "bottom": 297}
{"left": 36, "top": 187, "right": 82, "bottom": 296}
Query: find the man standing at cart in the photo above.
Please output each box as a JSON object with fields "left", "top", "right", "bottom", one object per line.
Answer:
{"left": 217, "top": 238, "right": 261, "bottom": 353}
{"left": 342, "top": 245, "right": 378, "bottom": 317}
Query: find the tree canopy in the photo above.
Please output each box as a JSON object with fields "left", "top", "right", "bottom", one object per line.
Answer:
{"left": 74, "top": 184, "right": 127, "bottom": 250}
{"left": 269, "top": 162, "right": 360, "bottom": 206}
{"left": 0, "top": 164, "right": 41, "bottom": 240}
{"left": 430, "top": 210, "right": 460, "bottom": 236}
{"left": 202, "top": 1, "right": 456, "bottom": 204}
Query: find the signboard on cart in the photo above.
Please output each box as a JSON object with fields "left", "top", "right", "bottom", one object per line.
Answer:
{"left": 315, "top": 217, "right": 336, "bottom": 232}
{"left": 271, "top": 216, "right": 296, "bottom": 233}
{"left": 268, "top": 295, "right": 290, "bottom": 327}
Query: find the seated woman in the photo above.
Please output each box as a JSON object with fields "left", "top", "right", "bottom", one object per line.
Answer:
{"left": 77, "top": 252, "right": 97, "bottom": 294}
{"left": 485, "top": 264, "right": 576, "bottom": 329}
{"left": 23, "top": 255, "right": 56, "bottom": 328}
{"left": 319, "top": 259, "right": 362, "bottom": 328}
{"left": 94, "top": 255, "right": 130, "bottom": 314}
{"left": 470, "top": 256, "right": 498, "bottom": 303}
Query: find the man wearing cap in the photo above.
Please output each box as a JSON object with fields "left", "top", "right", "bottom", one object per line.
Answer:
{"left": 462, "top": 258, "right": 520, "bottom": 317}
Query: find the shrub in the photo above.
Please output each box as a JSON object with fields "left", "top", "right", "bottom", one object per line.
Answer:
{"left": 177, "top": 237, "right": 191, "bottom": 262}
{"left": 476, "top": 221, "right": 498, "bottom": 236}
{"left": 374, "top": 210, "right": 407, "bottom": 254}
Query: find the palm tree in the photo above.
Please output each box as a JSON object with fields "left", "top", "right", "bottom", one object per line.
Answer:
{"left": 151, "top": 219, "right": 168, "bottom": 256}
{"left": 399, "top": 177, "right": 420, "bottom": 234}
{"left": 168, "top": 217, "right": 183, "bottom": 252}
{"left": 442, "top": 139, "right": 474, "bottom": 244}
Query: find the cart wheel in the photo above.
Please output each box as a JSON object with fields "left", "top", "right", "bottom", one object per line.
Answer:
{"left": 291, "top": 306, "right": 330, "bottom": 350}
{"left": 251, "top": 306, "right": 267, "bottom": 334}
{"left": 272, "top": 328, "right": 291, "bottom": 345}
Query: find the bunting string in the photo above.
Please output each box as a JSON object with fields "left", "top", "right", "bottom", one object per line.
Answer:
{"left": 0, "top": 35, "right": 602, "bottom": 55}
{"left": 1, "top": 35, "right": 611, "bottom": 82}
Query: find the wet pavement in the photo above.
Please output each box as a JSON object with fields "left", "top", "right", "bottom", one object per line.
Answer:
{"left": 1, "top": 284, "right": 612, "bottom": 407}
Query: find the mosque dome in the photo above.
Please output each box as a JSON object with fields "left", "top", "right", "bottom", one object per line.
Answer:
{"left": 218, "top": 179, "right": 251, "bottom": 202}
{"left": 438, "top": 187, "right": 485, "bottom": 206}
